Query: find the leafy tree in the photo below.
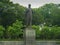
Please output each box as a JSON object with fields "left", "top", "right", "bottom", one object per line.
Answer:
{"left": 13, "top": 4, "right": 26, "bottom": 24}
{"left": 0, "top": 25, "right": 5, "bottom": 38}
{"left": 32, "top": 8, "right": 44, "bottom": 25}
{"left": 0, "top": 0, "right": 10, "bottom": 3}
{"left": 7, "top": 20, "right": 23, "bottom": 39}
{"left": 51, "top": 6, "right": 60, "bottom": 26}
{"left": 0, "top": 1, "right": 17, "bottom": 27}
{"left": 38, "top": 3, "right": 57, "bottom": 26}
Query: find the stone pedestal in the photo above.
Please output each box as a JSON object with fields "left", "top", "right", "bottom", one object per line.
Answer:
{"left": 24, "top": 28, "right": 35, "bottom": 45}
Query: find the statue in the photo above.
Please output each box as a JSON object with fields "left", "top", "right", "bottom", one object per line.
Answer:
{"left": 25, "top": 4, "right": 32, "bottom": 27}
{"left": 24, "top": 4, "right": 35, "bottom": 45}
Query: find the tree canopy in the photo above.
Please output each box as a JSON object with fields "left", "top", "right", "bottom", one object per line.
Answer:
{"left": 0, "top": 0, "right": 60, "bottom": 40}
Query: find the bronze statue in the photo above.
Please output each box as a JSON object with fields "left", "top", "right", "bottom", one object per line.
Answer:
{"left": 25, "top": 4, "right": 32, "bottom": 27}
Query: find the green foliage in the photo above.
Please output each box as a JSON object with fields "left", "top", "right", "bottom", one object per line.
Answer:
{"left": 51, "top": 7, "right": 60, "bottom": 26}
{"left": 33, "top": 26, "right": 60, "bottom": 40}
{"left": 0, "top": 0, "right": 25, "bottom": 27}
{"left": 51, "top": 27, "right": 60, "bottom": 39}
{"left": 0, "top": 25, "right": 5, "bottom": 38}
{"left": 0, "top": 1, "right": 17, "bottom": 27}
{"left": 40, "top": 26, "right": 52, "bottom": 39}
{"left": 32, "top": 8, "right": 44, "bottom": 25}
{"left": 39, "top": 3, "right": 60, "bottom": 26}
{"left": 0, "top": 0, "right": 60, "bottom": 40}
{"left": 13, "top": 4, "right": 26, "bottom": 24}
{"left": 32, "top": 25, "right": 41, "bottom": 38}
{"left": 0, "top": 1, "right": 60, "bottom": 27}
{"left": 7, "top": 20, "right": 23, "bottom": 39}
{"left": 0, "top": 0, "right": 10, "bottom": 3}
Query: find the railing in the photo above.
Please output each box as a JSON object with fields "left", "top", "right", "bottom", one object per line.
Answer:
{"left": 0, "top": 41, "right": 60, "bottom": 45}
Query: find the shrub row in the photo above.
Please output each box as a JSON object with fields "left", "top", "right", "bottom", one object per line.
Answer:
{"left": 32, "top": 25, "right": 60, "bottom": 40}
{"left": 0, "top": 24, "right": 60, "bottom": 40}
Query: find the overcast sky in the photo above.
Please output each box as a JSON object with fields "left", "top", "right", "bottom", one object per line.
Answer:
{"left": 10, "top": 0, "right": 60, "bottom": 8}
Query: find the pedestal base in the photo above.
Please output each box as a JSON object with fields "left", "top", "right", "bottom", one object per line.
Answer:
{"left": 24, "top": 28, "right": 35, "bottom": 45}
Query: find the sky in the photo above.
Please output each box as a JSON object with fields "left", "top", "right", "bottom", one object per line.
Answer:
{"left": 10, "top": 0, "right": 60, "bottom": 8}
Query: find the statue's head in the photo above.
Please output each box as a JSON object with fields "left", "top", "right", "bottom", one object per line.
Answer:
{"left": 28, "top": 4, "right": 31, "bottom": 8}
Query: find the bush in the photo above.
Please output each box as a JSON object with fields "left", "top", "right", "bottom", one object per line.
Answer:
{"left": 0, "top": 25, "right": 5, "bottom": 38}
{"left": 32, "top": 25, "right": 41, "bottom": 39}
{"left": 7, "top": 20, "right": 23, "bottom": 39}
{"left": 51, "top": 27, "right": 60, "bottom": 39}
{"left": 40, "top": 26, "right": 53, "bottom": 39}
{"left": 32, "top": 25, "right": 60, "bottom": 40}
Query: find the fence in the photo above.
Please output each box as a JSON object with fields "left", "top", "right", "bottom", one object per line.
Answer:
{"left": 0, "top": 41, "right": 60, "bottom": 45}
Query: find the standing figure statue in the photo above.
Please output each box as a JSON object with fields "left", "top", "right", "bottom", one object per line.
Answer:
{"left": 24, "top": 4, "right": 35, "bottom": 45}
{"left": 25, "top": 4, "right": 32, "bottom": 27}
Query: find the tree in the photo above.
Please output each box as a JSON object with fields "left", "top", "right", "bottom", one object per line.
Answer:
{"left": 0, "top": 25, "right": 5, "bottom": 38}
{"left": 38, "top": 3, "right": 56, "bottom": 26}
{"left": 32, "top": 8, "right": 44, "bottom": 25}
{"left": 7, "top": 20, "right": 23, "bottom": 39}
{"left": 0, "top": 1, "right": 17, "bottom": 27}
{"left": 13, "top": 3, "right": 26, "bottom": 24}
{"left": 0, "top": 0, "right": 10, "bottom": 3}
{"left": 51, "top": 6, "right": 60, "bottom": 26}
